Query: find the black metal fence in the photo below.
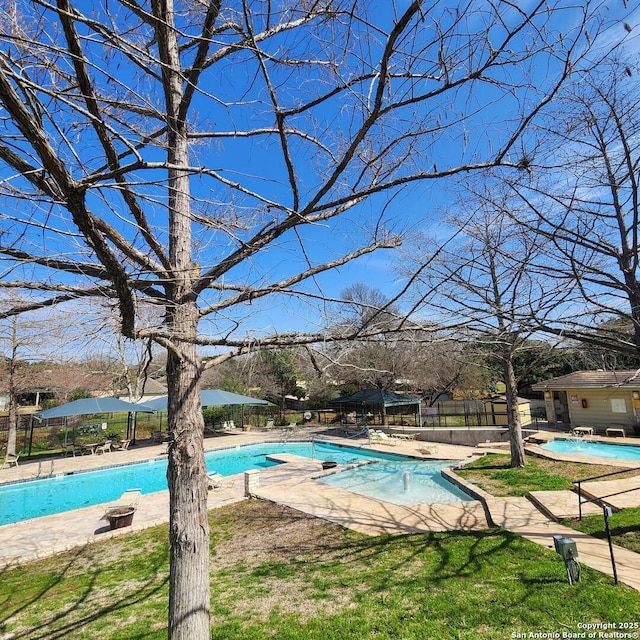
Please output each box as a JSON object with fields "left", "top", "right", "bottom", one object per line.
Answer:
{"left": 0, "top": 413, "right": 158, "bottom": 455}
{"left": 421, "top": 400, "right": 544, "bottom": 429}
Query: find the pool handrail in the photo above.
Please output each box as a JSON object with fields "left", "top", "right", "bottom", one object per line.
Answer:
{"left": 574, "top": 467, "right": 638, "bottom": 520}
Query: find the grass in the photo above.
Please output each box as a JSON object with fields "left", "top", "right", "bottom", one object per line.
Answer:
{"left": 563, "top": 508, "right": 640, "bottom": 554}
{"left": 458, "top": 454, "right": 640, "bottom": 552}
{"left": 0, "top": 500, "right": 638, "bottom": 639}
{"left": 457, "top": 453, "right": 640, "bottom": 496}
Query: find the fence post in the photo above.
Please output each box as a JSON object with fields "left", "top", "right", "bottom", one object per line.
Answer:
{"left": 578, "top": 481, "right": 582, "bottom": 521}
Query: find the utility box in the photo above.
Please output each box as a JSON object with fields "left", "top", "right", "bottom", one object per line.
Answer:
{"left": 553, "top": 535, "right": 578, "bottom": 560}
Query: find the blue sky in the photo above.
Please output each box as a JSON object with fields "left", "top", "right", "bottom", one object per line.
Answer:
{"left": 1, "top": 0, "right": 640, "bottom": 358}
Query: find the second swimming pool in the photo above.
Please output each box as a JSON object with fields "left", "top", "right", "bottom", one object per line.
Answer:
{"left": 541, "top": 438, "right": 640, "bottom": 462}
{"left": 0, "top": 441, "right": 415, "bottom": 526}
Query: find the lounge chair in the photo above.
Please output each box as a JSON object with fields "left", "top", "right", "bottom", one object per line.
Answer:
{"left": 207, "top": 473, "right": 224, "bottom": 490}
{"left": 367, "top": 429, "right": 397, "bottom": 446}
{"left": 389, "top": 432, "right": 416, "bottom": 441}
{"left": 204, "top": 424, "right": 217, "bottom": 437}
{"left": 207, "top": 473, "right": 235, "bottom": 491}
{"left": 1, "top": 452, "right": 20, "bottom": 468}
{"left": 112, "top": 439, "right": 131, "bottom": 450}
{"left": 104, "top": 488, "right": 141, "bottom": 513}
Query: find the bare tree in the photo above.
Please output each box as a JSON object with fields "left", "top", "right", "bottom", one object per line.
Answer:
{"left": 407, "top": 189, "right": 571, "bottom": 466}
{"left": 0, "top": 295, "right": 78, "bottom": 455}
{"left": 0, "top": 1, "right": 614, "bottom": 636}
{"left": 84, "top": 301, "right": 163, "bottom": 401}
{"left": 0, "top": 313, "right": 26, "bottom": 457}
{"left": 320, "top": 284, "right": 411, "bottom": 393}
{"left": 507, "top": 56, "right": 640, "bottom": 356}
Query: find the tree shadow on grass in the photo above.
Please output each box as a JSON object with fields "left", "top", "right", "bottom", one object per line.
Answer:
{"left": 0, "top": 532, "right": 170, "bottom": 640}
{"left": 207, "top": 501, "right": 632, "bottom": 640}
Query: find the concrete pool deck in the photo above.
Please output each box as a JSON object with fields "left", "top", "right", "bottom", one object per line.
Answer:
{"left": 1, "top": 429, "right": 639, "bottom": 592}
{"left": 0, "top": 431, "right": 482, "bottom": 566}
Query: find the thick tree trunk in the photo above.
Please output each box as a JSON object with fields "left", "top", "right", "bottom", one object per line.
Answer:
{"left": 157, "top": 1, "right": 212, "bottom": 635}
{"left": 503, "top": 357, "right": 526, "bottom": 467}
{"left": 166, "top": 302, "right": 210, "bottom": 638}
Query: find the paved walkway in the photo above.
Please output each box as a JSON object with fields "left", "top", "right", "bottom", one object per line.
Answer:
{"left": 1, "top": 430, "right": 639, "bottom": 592}
{"left": 483, "top": 496, "right": 640, "bottom": 591}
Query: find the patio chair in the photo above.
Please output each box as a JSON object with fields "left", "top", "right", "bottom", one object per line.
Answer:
{"left": 62, "top": 443, "right": 82, "bottom": 457}
{"left": 571, "top": 425, "right": 594, "bottom": 437}
{"left": 95, "top": 441, "right": 112, "bottom": 455}
{"left": 1, "top": 452, "right": 20, "bottom": 468}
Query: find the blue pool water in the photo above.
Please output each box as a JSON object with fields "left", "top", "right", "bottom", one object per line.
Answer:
{"left": 542, "top": 438, "right": 640, "bottom": 462}
{"left": 319, "top": 460, "right": 473, "bottom": 505}
{"left": 0, "top": 442, "right": 408, "bottom": 526}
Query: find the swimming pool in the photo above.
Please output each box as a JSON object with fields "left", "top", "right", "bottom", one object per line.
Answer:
{"left": 0, "top": 442, "right": 408, "bottom": 526}
{"left": 318, "top": 460, "right": 473, "bottom": 505}
{"left": 541, "top": 438, "right": 640, "bottom": 462}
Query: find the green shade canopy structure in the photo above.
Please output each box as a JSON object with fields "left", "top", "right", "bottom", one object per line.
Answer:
{"left": 141, "top": 389, "right": 269, "bottom": 412}
{"left": 331, "top": 389, "right": 421, "bottom": 408}
{"left": 35, "top": 397, "right": 155, "bottom": 419}
{"left": 330, "top": 389, "right": 422, "bottom": 427}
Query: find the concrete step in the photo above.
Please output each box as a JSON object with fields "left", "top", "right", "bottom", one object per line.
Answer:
{"left": 579, "top": 474, "right": 640, "bottom": 511}
{"left": 529, "top": 490, "right": 601, "bottom": 521}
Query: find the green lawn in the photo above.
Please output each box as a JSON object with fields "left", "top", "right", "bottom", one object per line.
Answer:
{"left": 0, "top": 500, "right": 638, "bottom": 639}
{"left": 458, "top": 453, "right": 640, "bottom": 553}
{"left": 458, "top": 453, "right": 640, "bottom": 496}
{"left": 564, "top": 508, "right": 640, "bottom": 554}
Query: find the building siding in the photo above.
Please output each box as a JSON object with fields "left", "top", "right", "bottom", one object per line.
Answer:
{"left": 565, "top": 387, "right": 639, "bottom": 431}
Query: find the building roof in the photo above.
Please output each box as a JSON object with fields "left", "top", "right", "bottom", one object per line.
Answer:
{"left": 532, "top": 370, "right": 640, "bottom": 390}
{"left": 117, "top": 377, "right": 167, "bottom": 398}
{"left": 141, "top": 389, "right": 269, "bottom": 411}
{"left": 0, "top": 363, "right": 113, "bottom": 395}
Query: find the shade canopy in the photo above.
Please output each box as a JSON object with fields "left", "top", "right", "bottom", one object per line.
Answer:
{"left": 331, "top": 389, "right": 420, "bottom": 408}
{"left": 330, "top": 389, "right": 422, "bottom": 427}
{"left": 36, "top": 397, "right": 155, "bottom": 419}
{"left": 141, "top": 389, "right": 269, "bottom": 412}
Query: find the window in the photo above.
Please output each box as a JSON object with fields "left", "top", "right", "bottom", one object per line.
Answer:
{"left": 610, "top": 398, "right": 627, "bottom": 413}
